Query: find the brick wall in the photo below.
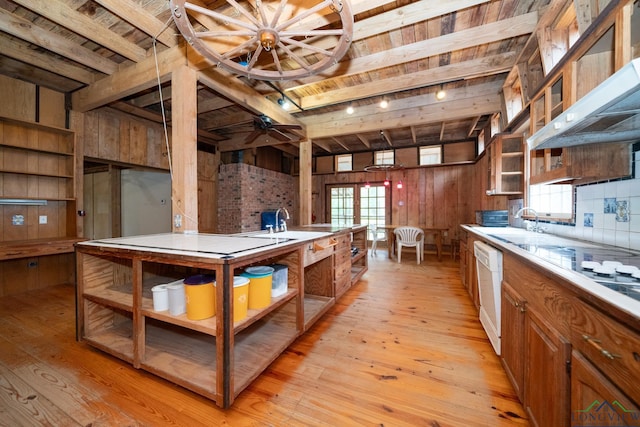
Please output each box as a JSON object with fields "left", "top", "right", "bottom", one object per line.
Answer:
{"left": 218, "top": 163, "right": 297, "bottom": 233}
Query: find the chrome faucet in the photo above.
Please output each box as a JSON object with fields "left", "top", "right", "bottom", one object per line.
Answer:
{"left": 514, "top": 207, "right": 542, "bottom": 233}
{"left": 275, "top": 207, "right": 290, "bottom": 232}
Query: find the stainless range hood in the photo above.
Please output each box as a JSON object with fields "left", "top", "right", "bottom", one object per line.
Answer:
{"left": 527, "top": 58, "right": 640, "bottom": 150}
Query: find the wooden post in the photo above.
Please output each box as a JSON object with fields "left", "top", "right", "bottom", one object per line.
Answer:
{"left": 171, "top": 65, "right": 198, "bottom": 233}
{"left": 299, "top": 139, "right": 312, "bottom": 225}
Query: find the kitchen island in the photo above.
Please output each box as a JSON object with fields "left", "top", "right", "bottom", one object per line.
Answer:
{"left": 461, "top": 225, "right": 639, "bottom": 426}
{"left": 75, "top": 225, "right": 368, "bottom": 408}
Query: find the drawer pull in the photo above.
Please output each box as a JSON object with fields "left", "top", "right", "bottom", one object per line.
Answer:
{"left": 582, "top": 334, "right": 622, "bottom": 360}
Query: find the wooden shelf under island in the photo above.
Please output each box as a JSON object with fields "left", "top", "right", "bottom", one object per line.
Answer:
{"left": 75, "top": 225, "right": 368, "bottom": 408}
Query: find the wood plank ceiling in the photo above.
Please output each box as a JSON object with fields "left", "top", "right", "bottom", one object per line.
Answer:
{"left": 0, "top": 0, "right": 556, "bottom": 157}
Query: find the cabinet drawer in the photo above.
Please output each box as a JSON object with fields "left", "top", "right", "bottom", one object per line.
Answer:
{"left": 571, "top": 300, "right": 640, "bottom": 402}
{"left": 334, "top": 248, "right": 351, "bottom": 275}
{"left": 333, "top": 233, "right": 351, "bottom": 248}
{"left": 303, "top": 237, "right": 337, "bottom": 266}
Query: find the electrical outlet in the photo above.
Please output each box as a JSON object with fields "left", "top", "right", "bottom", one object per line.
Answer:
{"left": 174, "top": 214, "right": 182, "bottom": 228}
{"left": 39, "top": 215, "right": 48, "bottom": 224}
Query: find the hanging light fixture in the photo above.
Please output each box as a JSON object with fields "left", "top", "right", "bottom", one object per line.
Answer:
{"left": 384, "top": 178, "right": 390, "bottom": 186}
{"left": 397, "top": 180, "right": 403, "bottom": 189}
{"left": 346, "top": 105, "right": 354, "bottom": 114}
{"left": 436, "top": 84, "right": 446, "bottom": 101}
{"left": 364, "top": 182, "right": 371, "bottom": 188}
{"left": 170, "top": 0, "right": 354, "bottom": 81}
{"left": 379, "top": 98, "right": 389, "bottom": 108}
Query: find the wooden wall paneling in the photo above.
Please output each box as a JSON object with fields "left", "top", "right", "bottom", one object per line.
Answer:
{"left": 129, "top": 119, "right": 147, "bottom": 165}
{"left": 119, "top": 117, "right": 131, "bottom": 164}
{"left": 422, "top": 167, "right": 435, "bottom": 228}
{"left": 0, "top": 75, "right": 35, "bottom": 122}
{"left": 315, "top": 156, "right": 333, "bottom": 173}
{"left": 197, "top": 149, "right": 219, "bottom": 233}
{"left": 353, "top": 152, "right": 372, "bottom": 171}
{"left": 38, "top": 87, "right": 65, "bottom": 128}
{"left": 98, "top": 110, "right": 119, "bottom": 161}
{"left": 395, "top": 147, "right": 417, "bottom": 167}
{"left": 147, "top": 125, "right": 167, "bottom": 169}
{"left": 404, "top": 168, "right": 421, "bottom": 226}
{"left": 83, "top": 111, "right": 99, "bottom": 158}
{"left": 443, "top": 141, "right": 475, "bottom": 163}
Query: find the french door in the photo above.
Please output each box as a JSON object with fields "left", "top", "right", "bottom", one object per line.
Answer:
{"left": 327, "top": 184, "right": 389, "bottom": 227}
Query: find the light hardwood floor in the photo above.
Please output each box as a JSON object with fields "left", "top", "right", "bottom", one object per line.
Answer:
{"left": 0, "top": 250, "right": 529, "bottom": 426}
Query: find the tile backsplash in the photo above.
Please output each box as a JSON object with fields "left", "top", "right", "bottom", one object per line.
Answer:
{"left": 509, "top": 147, "right": 640, "bottom": 251}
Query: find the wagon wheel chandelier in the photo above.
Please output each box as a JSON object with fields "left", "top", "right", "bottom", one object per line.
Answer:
{"left": 170, "top": 0, "right": 354, "bottom": 81}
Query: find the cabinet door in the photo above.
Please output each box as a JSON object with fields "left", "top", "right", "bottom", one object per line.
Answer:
{"left": 501, "top": 281, "right": 526, "bottom": 401}
{"left": 571, "top": 351, "right": 639, "bottom": 427}
{"left": 525, "top": 309, "right": 571, "bottom": 427}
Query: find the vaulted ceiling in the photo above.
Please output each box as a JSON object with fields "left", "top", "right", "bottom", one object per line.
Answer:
{"left": 0, "top": 0, "right": 563, "bottom": 157}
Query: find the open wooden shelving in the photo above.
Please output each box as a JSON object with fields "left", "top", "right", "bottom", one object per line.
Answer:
{"left": 76, "top": 226, "right": 369, "bottom": 408}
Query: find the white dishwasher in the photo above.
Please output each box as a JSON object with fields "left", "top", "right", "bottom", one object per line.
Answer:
{"left": 474, "top": 241, "right": 503, "bottom": 355}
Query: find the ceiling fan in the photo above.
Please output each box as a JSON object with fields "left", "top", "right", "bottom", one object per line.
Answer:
{"left": 244, "top": 114, "right": 303, "bottom": 144}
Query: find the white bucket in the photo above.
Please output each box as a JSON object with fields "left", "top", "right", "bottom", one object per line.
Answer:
{"left": 151, "top": 284, "right": 169, "bottom": 311}
{"left": 167, "top": 280, "right": 185, "bottom": 316}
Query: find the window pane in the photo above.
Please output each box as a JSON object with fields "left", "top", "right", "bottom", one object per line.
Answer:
{"left": 375, "top": 150, "right": 394, "bottom": 165}
{"left": 420, "top": 146, "right": 442, "bottom": 165}
{"left": 360, "top": 185, "right": 386, "bottom": 227}
{"left": 336, "top": 154, "right": 352, "bottom": 171}
{"left": 529, "top": 184, "right": 573, "bottom": 219}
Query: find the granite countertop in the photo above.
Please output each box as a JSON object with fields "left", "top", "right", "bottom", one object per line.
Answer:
{"left": 462, "top": 225, "right": 640, "bottom": 321}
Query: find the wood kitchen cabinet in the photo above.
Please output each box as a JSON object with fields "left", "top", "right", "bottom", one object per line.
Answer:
{"left": 501, "top": 281, "right": 526, "bottom": 402}
{"left": 502, "top": 279, "right": 571, "bottom": 427}
{"left": 571, "top": 351, "right": 639, "bottom": 427}
{"left": 529, "top": 142, "right": 631, "bottom": 185}
{"left": 486, "top": 134, "right": 524, "bottom": 195}
{"left": 464, "top": 226, "right": 640, "bottom": 425}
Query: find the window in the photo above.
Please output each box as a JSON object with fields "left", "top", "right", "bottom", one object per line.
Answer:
{"left": 419, "top": 146, "right": 442, "bottom": 165}
{"left": 529, "top": 184, "right": 573, "bottom": 219}
{"left": 328, "top": 184, "right": 389, "bottom": 227}
{"left": 330, "top": 187, "right": 354, "bottom": 226}
{"left": 375, "top": 150, "right": 395, "bottom": 165}
{"left": 360, "top": 185, "right": 386, "bottom": 227}
{"left": 336, "top": 154, "right": 352, "bottom": 171}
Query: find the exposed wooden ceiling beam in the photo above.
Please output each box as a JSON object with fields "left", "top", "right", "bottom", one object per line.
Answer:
{"left": 11, "top": 0, "right": 147, "bottom": 62}
{"left": 305, "top": 94, "right": 502, "bottom": 140}
{"left": 0, "top": 36, "right": 98, "bottom": 85}
{"left": 332, "top": 137, "right": 351, "bottom": 151}
{"left": 410, "top": 127, "right": 418, "bottom": 144}
{"left": 284, "top": 12, "right": 538, "bottom": 91}
{"left": 0, "top": 8, "right": 118, "bottom": 74}
{"left": 439, "top": 123, "right": 446, "bottom": 141}
{"left": 467, "top": 116, "right": 482, "bottom": 137}
{"left": 94, "top": 0, "right": 178, "bottom": 48}
{"left": 357, "top": 134, "right": 371, "bottom": 148}
{"left": 298, "top": 52, "right": 516, "bottom": 110}
{"left": 303, "top": 81, "right": 503, "bottom": 139}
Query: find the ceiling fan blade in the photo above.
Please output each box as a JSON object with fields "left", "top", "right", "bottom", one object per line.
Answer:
{"left": 244, "top": 130, "right": 263, "bottom": 144}
{"left": 272, "top": 124, "right": 302, "bottom": 131}
{"left": 269, "top": 129, "right": 293, "bottom": 141}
